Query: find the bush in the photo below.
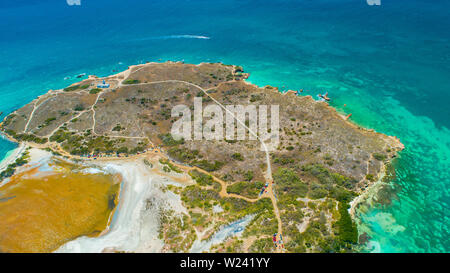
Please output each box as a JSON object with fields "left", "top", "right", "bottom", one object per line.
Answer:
{"left": 0, "top": 167, "right": 15, "bottom": 179}
{"left": 336, "top": 202, "right": 358, "bottom": 245}
{"left": 159, "top": 159, "right": 182, "bottom": 173}
{"left": 13, "top": 133, "right": 48, "bottom": 144}
{"left": 243, "top": 170, "right": 254, "bottom": 181}
{"left": 168, "top": 147, "right": 199, "bottom": 163}
{"left": 189, "top": 170, "right": 214, "bottom": 186}
{"left": 0, "top": 152, "right": 29, "bottom": 179}
{"left": 2, "top": 114, "right": 16, "bottom": 127}
{"left": 89, "top": 88, "right": 102, "bottom": 94}
{"left": 227, "top": 181, "right": 264, "bottom": 199}
{"left": 64, "top": 84, "right": 89, "bottom": 92}
{"left": 273, "top": 168, "right": 308, "bottom": 197}
{"left": 193, "top": 160, "right": 224, "bottom": 172}
{"left": 308, "top": 183, "right": 328, "bottom": 199}
{"left": 181, "top": 185, "right": 219, "bottom": 208}
{"left": 373, "top": 153, "right": 387, "bottom": 161}
{"left": 365, "top": 174, "right": 375, "bottom": 181}
{"left": 249, "top": 94, "right": 262, "bottom": 102}
{"left": 231, "top": 153, "right": 244, "bottom": 161}
{"left": 73, "top": 104, "right": 85, "bottom": 111}
{"left": 302, "top": 163, "right": 356, "bottom": 189}
{"left": 273, "top": 157, "right": 295, "bottom": 165}
{"left": 329, "top": 186, "right": 356, "bottom": 203}
{"left": 159, "top": 133, "right": 184, "bottom": 146}
{"left": 41, "top": 117, "right": 56, "bottom": 127}
{"left": 64, "top": 85, "right": 80, "bottom": 92}
{"left": 123, "top": 79, "right": 140, "bottom": 85}
{"left": 249, "top": 238, "right": 273, "bottom": 253}
{"left": 117, "top": 147, "right": 128, "bottom": 154}
{"left": 112, "top": 124, "right": 124, "bottom": 131}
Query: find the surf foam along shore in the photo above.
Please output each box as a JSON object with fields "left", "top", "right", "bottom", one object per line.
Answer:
{"left": 0, "top": 143, "right": 25, "bottom": 173}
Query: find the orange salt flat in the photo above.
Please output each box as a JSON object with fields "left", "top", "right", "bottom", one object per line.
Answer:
{"left": 0, "top": 163, "right": 121, "bottom": 253}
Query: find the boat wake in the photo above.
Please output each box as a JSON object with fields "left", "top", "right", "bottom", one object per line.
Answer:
{"left": 134, "top": 34, "right": 211, "bottom": 41}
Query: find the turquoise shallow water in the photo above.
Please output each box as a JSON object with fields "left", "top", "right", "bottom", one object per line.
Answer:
{"left": 0, "top": 0, "right": 449, "bottom": 252}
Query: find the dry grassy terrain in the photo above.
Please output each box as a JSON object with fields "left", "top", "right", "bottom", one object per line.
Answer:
{"left": 1, "top": 62, "right": 403, "bottom": 252}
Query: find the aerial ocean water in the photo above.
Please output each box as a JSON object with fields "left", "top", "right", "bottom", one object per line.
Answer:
{"left": 0, "top": 0, "right": 448, "bottom": 252}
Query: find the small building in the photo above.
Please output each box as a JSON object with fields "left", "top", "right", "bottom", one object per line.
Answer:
{"left": 97, "top": 80, "right": 110, "bottom": 88}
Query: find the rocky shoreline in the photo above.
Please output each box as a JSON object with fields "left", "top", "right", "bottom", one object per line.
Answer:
{"left": 0, "top": 62, "right": 404, "bottom": 253}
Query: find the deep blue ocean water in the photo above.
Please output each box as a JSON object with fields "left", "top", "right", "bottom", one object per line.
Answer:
{"left": 0, "top": 0, "right": 449, "bottom": 252}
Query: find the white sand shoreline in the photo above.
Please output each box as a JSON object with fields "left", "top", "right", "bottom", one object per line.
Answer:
{"left": 0, "top": 143, "right": 27, "bottom": 173}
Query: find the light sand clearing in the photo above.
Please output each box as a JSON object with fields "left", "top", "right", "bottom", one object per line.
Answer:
{"left": 56, "top": 159, "right": 187, "bottom": 253}
{"left": 27, "top": 147, "right": 52, "bottom": 165}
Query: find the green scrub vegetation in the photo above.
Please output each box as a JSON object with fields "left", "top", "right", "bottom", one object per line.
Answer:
{"left": 227, "top": 181, "right": 264, "bottom": 199}
{"left": 122, "top": 79, "right": 140, "bottom": 85}
{"left": 159, "top": 158, "right": 182, "bottom": 173}
{"left": 189, "top": 169, "right": 215, "bottom": 186}
{"left": 64, "top": 84, "right": 90, "bottom": 92}
{"left": 0, "top": 151, "right": 30, "bottom": 180}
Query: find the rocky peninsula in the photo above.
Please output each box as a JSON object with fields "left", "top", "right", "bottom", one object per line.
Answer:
{"left": 0, "top": 62, "right": 403, "bottom": 253}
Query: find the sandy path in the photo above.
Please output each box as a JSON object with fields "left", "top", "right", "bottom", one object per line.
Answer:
{"left": 16, "top": 64, "right": 285, "bottom": 252}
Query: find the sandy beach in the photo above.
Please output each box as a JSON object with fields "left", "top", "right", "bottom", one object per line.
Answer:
{"left": 0, "top": 143, "right": 26, "bottom": 173}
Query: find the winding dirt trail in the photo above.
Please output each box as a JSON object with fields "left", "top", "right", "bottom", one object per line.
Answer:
{"left": 17, "top": 65, "right": 285, "bottom": 252}
{"left": 117, "top": 69, "right": 285, "bottom": 251}
{"left": 23, "top": 94, "right": 56, "bottom": 133}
